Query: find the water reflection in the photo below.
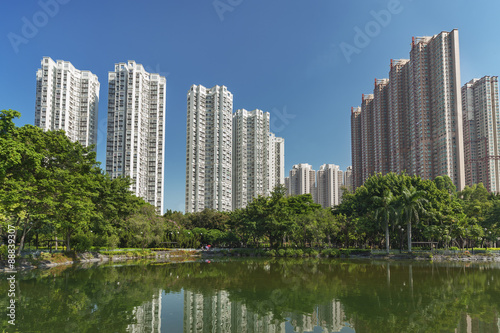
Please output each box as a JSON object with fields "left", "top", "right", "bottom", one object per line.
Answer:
{"left": 183, "top": 290, "right": 346, "bottom": 333}
{"left": 2, "top": 259, "right": 500, "bottom": 332}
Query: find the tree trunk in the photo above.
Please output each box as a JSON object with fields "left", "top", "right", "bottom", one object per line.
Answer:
{"left": 407, "top": 221, "right": 412, "bottom": 253}
{"left": 66, "top": 232, "right": 71, "bottom": 251}
{"left": 385, "top": 220, "right": 390, "bottom": 254}
{"left": 16, "top": 223, "right": 28, "bottom": 256}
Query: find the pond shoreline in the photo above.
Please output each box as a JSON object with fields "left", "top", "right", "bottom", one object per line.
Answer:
{"left": 2, "top": 249, "right": 500, "bottom": 272}
{"left": 0, "top": 250, "right": 201, "bottom": 272}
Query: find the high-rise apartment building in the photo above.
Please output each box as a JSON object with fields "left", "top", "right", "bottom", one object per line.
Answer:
{"left": 344, "top": 166, "right": 353, "bottom": 192}
{"left": 389, "top": 59, "right": 410, "bottom": 173}
{"left": 462, "top": 76, "right": 500, "bottom": 192}
{"left": 351, "top": 29, "right": 465, "bottom": 191}
{"left": 373, "top": 79, "right": 390, "bottom": 175}
{"left": 316, "top": 164, "right": 343, "bottom": 208}
{"left": 350, "top": 107, "right": 363, "bottom": 189}
{"left": 408, "top": 30, "right": 464, "bottom": 189}
{"left": 185, "top": 85, "right": 233, "bottom": 213}
{"left": 232, "top": 109, "right": 270, "bottom": 209}
{"left": 269, "top": 133, "right": 286, "bottom": 192}
{"left": 106, "top": 61, "right": 166, "bottom": 212}
{"left": 35, "top": 57, "right": 99, "bottom": 148}
{"left": 360, "top": 94, "right": 374, "bottom": 182}
{"left": 288, "top": 164, "right": 316, "bottom": 199}
{"left": 232, "top": 110, "right": 285, "bottom": 209}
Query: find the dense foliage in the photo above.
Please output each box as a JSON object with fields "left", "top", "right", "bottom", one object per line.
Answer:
{"left": 0, "top": 110, "right": 166, "bottom": 252}
{"left": 334, "top": 173, "right": 500, "bottom": 252}
{"left": 1, "top": 109, "right": 499, "bottom": 253}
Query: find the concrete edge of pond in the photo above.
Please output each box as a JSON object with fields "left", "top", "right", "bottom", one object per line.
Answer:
{"left": 2, "top": 250, "right": 500, "bottom": 272}
{"left": 0, "top": 250, "right": 203, "bottom": 272}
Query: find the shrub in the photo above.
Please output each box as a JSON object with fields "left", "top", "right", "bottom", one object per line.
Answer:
{"left": 285, "top": 248, "right": 295, "bottom": 257}
{"left": 277, "top": 249, "right": 286, "bottom": 257}
{"left": 72, "top": 234, "right": 93, "bottom": 252}
{"left": 309, "top": 250, "right": 319, "bottom": 257}
{"left": 254, "top": 249, "right": 265, "bottom": 256}
{"left": 107, "top": 235, "right": 120, "bottom": 249}
{"left": 339, "top": 249, "right": 351, "bottom": 256}
{"left": 267, "top": 249, "right": 276, "bottom": 257}
{"left": 449, "top": 246, "right": 459, "bottom": 251}
{"left": 295, "top": 249, "right": 304, "bottom": 257}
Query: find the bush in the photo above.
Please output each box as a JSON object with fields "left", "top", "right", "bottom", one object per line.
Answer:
{"left": 339, "top": 249, "right": 350, "bottom": 256}
{"left": 254, "top": 249, "right": 265, "bottom": 256}
{"left": 295, "top": 249, "right": 304, "bottom": 257}
{"left": 285, "top": 248, "right": 295, "bottom": 257}
{"left": 309, "top": 250, "right": 319, "bottom": 257}
{"left": 321, "top": 248, "right": 340, "bottom": 258}
{"left": 277, "top": 249, "right": 286, "bottom": 257}
{"left": 449, "top": 246, "right": 459, "bottom": 251}
{"left": 107, "top": 235, "right": 120, "bottom": 249}
{"left": 267, "top": 249, "right": 276, "bottom": 257}
{"left": 72, "top": 234, "right": 93, "bottom": 252}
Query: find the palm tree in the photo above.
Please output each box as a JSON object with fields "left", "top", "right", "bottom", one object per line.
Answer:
{"left": 399, "top": 186, "right": 428, "bottom": 253}
{"left": 373, "top": 189, "right": 396, "bottom": 254}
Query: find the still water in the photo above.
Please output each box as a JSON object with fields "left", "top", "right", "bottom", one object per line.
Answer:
{"left": 2, "top": 258, "right": 500, "bottom": 332}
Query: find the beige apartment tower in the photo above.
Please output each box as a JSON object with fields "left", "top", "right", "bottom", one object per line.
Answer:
{"left": 462, "top": 76, "right": 500, "bottom": 193}
{"left": 351, "top": 30, "right": 465, "bottom": 191}
{"left": 35, "top": 57, "right": 100, "bottom": 148}
{"left": 360, "top": 94, "right": 374, "bottom": 183}
{"left": 106, "top": 61, "right": 166, "bottom": 212}
{"left": 350, "top": 107, "right": 363, "bottom": 189}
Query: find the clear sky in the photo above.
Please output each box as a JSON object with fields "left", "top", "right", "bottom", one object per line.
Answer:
{"left": 1, "top": 0, "right": 499, "bottom": 212}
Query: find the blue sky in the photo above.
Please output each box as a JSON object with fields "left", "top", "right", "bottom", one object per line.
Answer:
{"left": 1, "top": 0, "right": 499, "bottom": 212}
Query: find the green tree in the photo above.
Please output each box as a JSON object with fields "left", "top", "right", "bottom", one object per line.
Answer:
{"left": 122, "top": 204, "right": 165, "bottom": 248}
{"left": 373, "top": 189, "right": 396, "bottom": 254}
{"left": 399, "top": 186, "right": 428, "bottom": 252}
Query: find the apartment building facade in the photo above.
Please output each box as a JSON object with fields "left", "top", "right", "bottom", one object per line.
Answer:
{"left": 185, "top": 85, "right": 233, "bottom": 213}
{"left": 351, "top": 30, "right": 465, "bottom": 191}
{"left": 106, "top": 60, "right": 166, "bottom": 212}
{"left": 462, "top": 76, "right": 500, "bottom": 193}
{"left": 35, "top": 56, "right": 100, "bottom": 148}
{"left": 316, "top": 164, "right": 343, "bottom": 208}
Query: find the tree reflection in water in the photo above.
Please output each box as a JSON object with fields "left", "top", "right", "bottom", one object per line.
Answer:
{"left": 1, "top": 258, "right": 500, "bottom": 332}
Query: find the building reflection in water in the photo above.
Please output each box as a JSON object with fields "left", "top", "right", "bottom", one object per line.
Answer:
{"left": 183, "top": 290, "right": 347, "bottom": 333}
{"left": 124, "top": 289, "right": 500, "bottom": 333}
{"left": 127, "top": 290, "right": 162, "bottom": 333}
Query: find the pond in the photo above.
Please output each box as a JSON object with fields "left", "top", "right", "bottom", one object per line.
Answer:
{"left": 1, "top": 258, "right": 500, "bottom": 332}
